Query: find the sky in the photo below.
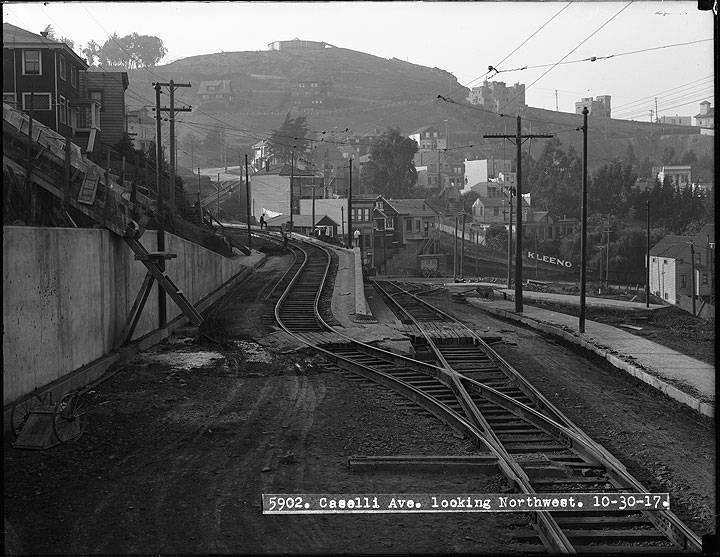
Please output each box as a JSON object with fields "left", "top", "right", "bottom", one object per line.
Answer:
{"left": 3, "top": 1, "right": 715, "bottom": 119}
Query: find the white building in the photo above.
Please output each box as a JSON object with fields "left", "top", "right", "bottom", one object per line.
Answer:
{"left": 463, "top": 158, "right": 512, "bottom": 195}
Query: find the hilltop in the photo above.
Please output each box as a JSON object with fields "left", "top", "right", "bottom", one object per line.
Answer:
{"left": 124, "top": 45, "right": 713, "bottom": 172}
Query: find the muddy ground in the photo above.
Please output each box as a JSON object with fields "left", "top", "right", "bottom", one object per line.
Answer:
{"left": 5, "top": 254, "right": 534, "bottom": 555}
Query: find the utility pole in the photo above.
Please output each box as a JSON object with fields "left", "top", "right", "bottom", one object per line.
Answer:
{"left": 654, "top": 97, "right": 659, "bottom": 122}
{"left": 289, "top": 151, "right": 294, "bottom": 232}
{"left": 154, "top": 82, "right": 166, "bottom": 328}
{"left": 217, "top": 172, "right": 220, "bottom": 218}
{"left": 579, "top": 107, "right": 589, "bottom": 333}
{"left": 485, "top": 116, "right": 553, "bottom": 312}
{"left": 646, "top": 200, "right": 650, "bottom": 308}
{"left": 154, "top": 80, "right": 192, "bottom": 213}
{"left": 460, "top": 211, "right": 466, "bottom": 280}
{"left": 605, "top": 213, "right": 611, "bottom": 289}
{"left": 453, "top": 215, "right": 458, "bottom": 280}
{"left": 341, "top": 205, "right": 345, "bottom": 243}
{"left": 311, "top": 184, "right": 316, "bottom": 237}
{"left": 649, "top": 109, "right": 654, "bottom": 123}
{"left": 197, "top": 167, "right": 201, "bottom": 207}
{"left": 506, "top": 188, "right": 513, "bottom": 289}
{"left": 245, "top": 154, "right": 251, "bottom": 250}
{"left": 555, "top": 90, "right": 559, "bottom": 112}
{"left": 475, "top": 231, "right": 479, "bottom": 278}
{"left": 348, "top": 158, "right": 353, "bottom": 248}
{"left": 690, "top": 242, "right": 697, "bottom": 316}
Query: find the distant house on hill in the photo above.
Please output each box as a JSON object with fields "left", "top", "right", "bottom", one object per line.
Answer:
{"left": 653, "top": 165, "right": 692, "bottom": 190}
{"left": 291, "top": 80, "right": 330, "bottom": 109}
{"left": 575, "top": 95, "right": 611, "bottom": 118}
{"left": 197, "top": 80, "right": 233, "bottom": 103}
{"left": 694, "top": 101, "right": 714, "bottom": 134}
{"left": 126, "top": 107, "right": 154, "bottom": 153}
{"left": 268, "top": 39, "right": 330, "bottom": 51}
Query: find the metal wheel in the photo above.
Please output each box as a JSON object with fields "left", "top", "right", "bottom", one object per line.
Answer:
{"left": 10, "top": 392, "right": 47, "bottom": 439}
{"left": 53, "top": 391, "right": 86, "bottom": 444}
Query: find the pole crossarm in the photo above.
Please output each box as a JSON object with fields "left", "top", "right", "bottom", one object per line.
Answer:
{"left": 484, "top": 119, "right": 554, "bottom": 312}
{"left": 153, "top": 107, "right": 193, "bottom": 112}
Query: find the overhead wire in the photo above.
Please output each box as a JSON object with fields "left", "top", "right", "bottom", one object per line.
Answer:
{"left": 451, "top": 1, "right": 574, "bottom": 100}
{"left": 503, "top": 0, "right": 635, "bottom": 109}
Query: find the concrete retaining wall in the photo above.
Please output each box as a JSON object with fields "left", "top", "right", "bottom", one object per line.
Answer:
{"left": 3, "top": 226, "right": 252, "bottom": 406}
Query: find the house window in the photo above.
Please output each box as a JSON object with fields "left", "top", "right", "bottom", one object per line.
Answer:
{"left": 493, "top": 207, "right": 499, "bottom": 216}
{"left": 680, "top": 274, "right": 687, "bottom": 289}
{"left": 415, "top": 219, "right": 421, "bottom": 232}
{"left": 702, "top": 273, "right": 708, "bottom": 284}
{"left": 59, "top": 55, "right": 67, "bottom": 80}
{"left": 406, "top": 219, "right": 412, "bottom": 232}
{"left": 3, "top": 93, "right": 16, "bottom": 107}
{"left": 364, "top": 209, "right": 370, "bottom": 221}
{"left": 22, "top": 92, "right": 52, "bottom": 110}
{"left": 375, "top": 201, "right": 383, "bottom": 210}
{"left": 70, "top": 66, "right": 78, "bottom": 88}
{"left": 58, "top": 95, "right": 67, "bottom": 124}
{"left": 22, "top": 50, "right": 41, "bottom": 75}
{"left": 663, "top": 259, "right": 667, "bottom": 265}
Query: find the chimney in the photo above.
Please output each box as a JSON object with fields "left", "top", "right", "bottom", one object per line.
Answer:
{"left": 40, "top": 31, "right": 49, "bottom": 38}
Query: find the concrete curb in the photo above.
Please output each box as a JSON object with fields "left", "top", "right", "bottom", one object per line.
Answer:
{"left": 3, "top": 253, "right": 268, "bottom": 435}
{"left": 352, "top": 247, "right": 373, "bottom": 318}
{"left": 468, "top": 299, "right": 714, "bottom": 419}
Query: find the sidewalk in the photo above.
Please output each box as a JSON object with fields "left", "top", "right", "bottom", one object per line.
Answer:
{"left": 467, "top": 296, "right": 714, "bottom": 418}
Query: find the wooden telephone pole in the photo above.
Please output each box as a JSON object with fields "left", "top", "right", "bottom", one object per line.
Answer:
{"left": 153, "top": 81, "right": 192, "bottom": 212}
{"left": 485, "top": 116, "right": 553, "bottom": 312}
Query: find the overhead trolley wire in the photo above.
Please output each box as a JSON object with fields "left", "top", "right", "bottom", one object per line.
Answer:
{"left": 503, "top": 0, "right": 635, "bottom": 109}
{"left": 450, "top": 1, "right": 574, "bottom": 100}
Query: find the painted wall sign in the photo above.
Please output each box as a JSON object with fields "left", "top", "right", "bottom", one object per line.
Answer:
{"left": 527, "top": 251, "right": 573, "bottom": 268}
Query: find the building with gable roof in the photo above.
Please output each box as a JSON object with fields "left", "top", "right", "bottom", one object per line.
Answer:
{"left": 197, "top": 80, "right": 233, "bottom": 104}
{"left": 649, "top": 224, "right": 714, "bottom": 308}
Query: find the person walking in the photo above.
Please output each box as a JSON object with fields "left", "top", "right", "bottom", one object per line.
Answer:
{"left": 259, "top": 214, "right": 266, "bottom": 230}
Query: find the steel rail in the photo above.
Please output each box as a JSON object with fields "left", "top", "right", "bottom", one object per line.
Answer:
{"left": 273, "top": 239, "right": 574, "bottom": 553}
{"left": 371, "top": 279, "right": 703, "bottom": 553}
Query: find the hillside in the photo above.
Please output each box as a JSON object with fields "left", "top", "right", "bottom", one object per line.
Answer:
{"left": 124, "top": 45, "right": 713, "bottom": 174}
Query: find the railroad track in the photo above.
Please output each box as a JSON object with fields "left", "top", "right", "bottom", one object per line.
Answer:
{"left": 272, "top": 241, "right": 702, "bottom": 554}
{"left": 372, "top": 279, "right": 702, "bottom": 554}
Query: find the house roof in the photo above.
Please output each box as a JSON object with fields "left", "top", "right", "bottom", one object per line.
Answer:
{"left": 386, "top": 198, "right": 440, "bottom": 216}
{"left": 694, "top": 107, "right": 714, "bottom": 118}
{"left": 198, "top": 80, "right": 233, "bottom": 94}
{"left": 3, "top": 23, "right": 88, "bottom": 68}
{"left": 475, "top": 197, "right": 509, "bottom": 208}
{"left": 265, "top": 214, "right": 336, "bottom": 227}
{"left": 254, "top": 163, "right": 320, "bottom": 177}
{"left": 409, "top": 125, "right": 439, "bottom": 136}
{"left": 649, "top": 235, "right": 692, "bottom": 259}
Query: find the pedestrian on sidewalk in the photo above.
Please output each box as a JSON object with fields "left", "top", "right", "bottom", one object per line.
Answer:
{"left": 259, "top": 214, "right": 266, "bottom": 230}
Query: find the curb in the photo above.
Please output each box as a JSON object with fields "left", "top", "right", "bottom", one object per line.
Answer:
{"left": 468, "top": 299, "right": 714, "bottom": 419}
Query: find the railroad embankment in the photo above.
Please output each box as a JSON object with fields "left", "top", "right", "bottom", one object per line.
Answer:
{"left": 3, "top": 226, "right": 264, "bottom": 408}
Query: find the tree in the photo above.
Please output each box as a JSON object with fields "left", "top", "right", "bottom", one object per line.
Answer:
{"left": 42, "top": 25, "right": 75, "bottom": 49}
{"left": 267, "top": 113, "right": 310, "bottom": 165}
{"left": 82, "top": 33, "right": 167, "bottom": 69}
{"left": 484, "top": 223, "right": 507, "bottom": 252}
{"left": 623, "top": 142, "right": 637, "bottom": 168}
{"left": 589, "top": 160, "right": 637, "bottom": 217}
{"left": 361, "top": 128, "right": 418, "bottom": 198}
{"left": 524, "top": 137, "right": 582, "bottom": 219}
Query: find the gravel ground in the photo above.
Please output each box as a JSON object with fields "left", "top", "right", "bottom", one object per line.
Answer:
{"left": 4, "top": 254, "right": 537, "bottom": 555}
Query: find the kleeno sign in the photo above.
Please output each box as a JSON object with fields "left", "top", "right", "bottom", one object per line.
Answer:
{"left": 527, "top": 251, "right": 573, "bottom": 268}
